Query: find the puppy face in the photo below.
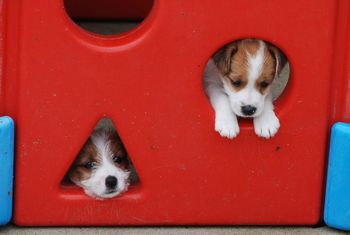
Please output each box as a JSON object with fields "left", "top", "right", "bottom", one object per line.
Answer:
{"left": 214, "top": 39, "right": 283, "bottom": 117}
{"left": 68, "top": 129, "right": 130, "bottom": 199}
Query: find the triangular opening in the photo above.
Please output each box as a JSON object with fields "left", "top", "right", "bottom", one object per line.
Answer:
{"left": 61, "top": 117, "right": 139, "bottom": 199}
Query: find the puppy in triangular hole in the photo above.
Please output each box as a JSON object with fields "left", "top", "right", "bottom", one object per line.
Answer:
{"left": 67, "top": 118, "right": 134, "bottom": 199}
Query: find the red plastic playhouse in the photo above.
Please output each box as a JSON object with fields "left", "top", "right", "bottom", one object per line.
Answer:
{"left": 1, "top": 0, "right": 350, "bottom": 226}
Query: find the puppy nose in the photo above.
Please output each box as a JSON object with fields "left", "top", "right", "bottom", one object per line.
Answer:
{"left": 241, "top": 105, "right": 257, "bottom": 116}
{"left": 105, "top": 176, "right": 118, "bottom": 189}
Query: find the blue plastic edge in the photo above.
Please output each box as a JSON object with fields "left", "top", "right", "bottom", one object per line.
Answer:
{"left": 0, "top": 116, "right": 14, "bottom": 225}
{"left": 324, "top": 122, "right": 350, "bottom": 231}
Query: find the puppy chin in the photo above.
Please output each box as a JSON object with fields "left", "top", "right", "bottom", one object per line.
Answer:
{"left": 84, "top": 184, "right": 130, "bottom": 200}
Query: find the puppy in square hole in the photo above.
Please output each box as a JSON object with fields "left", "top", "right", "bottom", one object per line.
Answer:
{"left": 67, "top": 124, "right": 131, "bottom": 199}
{"left": 204, "top": 39, "right": 287, "bottom": 139}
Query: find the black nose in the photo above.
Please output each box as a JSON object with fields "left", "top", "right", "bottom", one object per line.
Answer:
{"left": 241, "top": 105, "right": 257, "bottom": 116}
{"left": 105, "top": 176, "right": 118, "bottom": 189}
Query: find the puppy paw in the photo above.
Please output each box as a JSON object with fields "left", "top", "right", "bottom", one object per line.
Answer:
{"left": 215, "top": 114, "right": 239, "bottom": 139}
{"left": 254, "top": 112, "right": 280, "bottom": 139}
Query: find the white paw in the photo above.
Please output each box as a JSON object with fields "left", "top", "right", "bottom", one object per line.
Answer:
{"left": 215, "top": 115, "right": 239, "bottom": 139}
{"left": 254, "top": 112, "right": 280, "bottom": 139}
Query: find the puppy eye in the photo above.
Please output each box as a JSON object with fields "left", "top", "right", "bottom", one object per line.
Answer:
{"left": 231, "top": 80, "right": 242, "bottom": 87}
{"left": 112, "top": 155, "right": 122, "bottom": 163}
{"left": 84, "top": 161, "right": 96, "bottom": 169}
{"left": 260, "top": 81, "right": 269, "bottom": 88}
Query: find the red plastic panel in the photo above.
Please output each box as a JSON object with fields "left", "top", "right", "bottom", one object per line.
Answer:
{"left": 0, "top": 0, "right": 5, "bottom": 109}
{"left": 330, "top": 0, "right": 350, "bottom": 123}
{"left": 3, "top": 0, "right": 344, "bottom": 226}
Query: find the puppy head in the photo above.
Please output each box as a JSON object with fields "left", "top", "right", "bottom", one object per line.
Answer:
{"left": 68, "top": 129, "right": 130, "bottom": 199}
{"left": 214, "top": 39, "right": 285, "bottom": 117}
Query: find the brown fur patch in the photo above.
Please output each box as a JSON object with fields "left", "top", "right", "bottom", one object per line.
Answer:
{"left": 222, "top": 39, "right": 261, "bottom": 92}
{"left": 225, "top": 43, "right": 250, "bottom": 92}
{"left": 255, "top": 46, "right": 276, "bottom": 95}
{"left": 68, "top": 138, "right": 99, "bottom": 182}
{"left": 106, "top": 130, "right": 129, "bottom": 170}
{"left": 240, "top": 39, "right": 261, "bottom": 55}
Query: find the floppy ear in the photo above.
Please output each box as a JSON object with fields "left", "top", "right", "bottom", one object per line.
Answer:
{"left": 213, "top": 42, "right": 238, "bottom": 76}
{"left": 267, "top": 44, "right": 287, "bottom": 78}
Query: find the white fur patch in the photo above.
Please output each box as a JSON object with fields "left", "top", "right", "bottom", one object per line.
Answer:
{"left": 247, "top": 41, "right": 265, "bottom": 82}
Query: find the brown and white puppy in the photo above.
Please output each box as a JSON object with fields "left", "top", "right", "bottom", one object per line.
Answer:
{"left": 204, "top": 39, "right": 286, "bottom": 139}
{"left": 67, "top": 128, "right": 130, "bottom": 199}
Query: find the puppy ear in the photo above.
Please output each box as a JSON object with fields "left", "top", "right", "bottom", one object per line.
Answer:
{"left": 267, "top": 44, "right": 287, "bottom": 78}
{"left": 213, "top": 42, "right": 238, "bottom": 76}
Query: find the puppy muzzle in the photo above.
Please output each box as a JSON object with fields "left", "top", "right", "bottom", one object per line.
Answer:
{"left": 241, "top": 105, "right": 257, "bottom": 116}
